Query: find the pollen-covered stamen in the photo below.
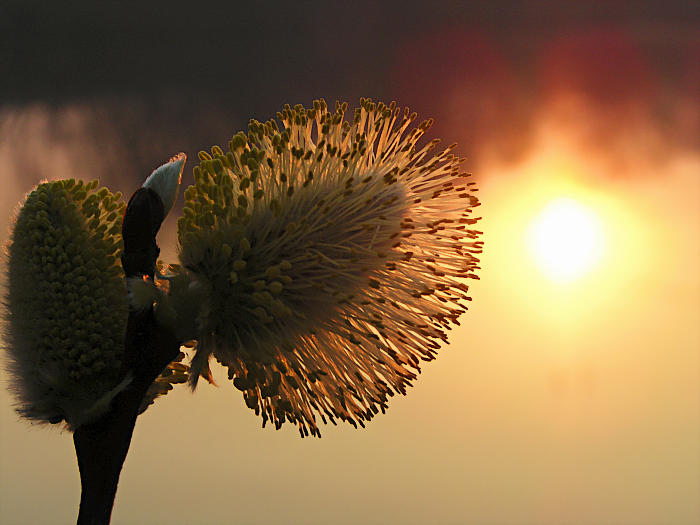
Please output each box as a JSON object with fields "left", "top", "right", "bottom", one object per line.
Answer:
{"left": 176, "top": 99, "right": 482, "bottom": 437}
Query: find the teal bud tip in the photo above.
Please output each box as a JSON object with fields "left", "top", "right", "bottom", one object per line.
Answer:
{"left": 143, "top": 152, "right": 186, "bottom": 216}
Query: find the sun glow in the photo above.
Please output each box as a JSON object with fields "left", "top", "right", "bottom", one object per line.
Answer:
{"left": 527, "top": 197, "right": 605, "bottom": 283}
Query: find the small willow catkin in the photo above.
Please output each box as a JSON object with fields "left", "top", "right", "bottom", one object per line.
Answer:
{"left": 5, "top": 179, "right": 128, "bottom": 428}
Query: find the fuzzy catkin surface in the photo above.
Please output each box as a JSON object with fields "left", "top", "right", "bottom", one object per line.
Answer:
{"left": 176, "top": 99, "right": 482, "bottom": 437}
{"left": 6, "top": 179, "right": 127, "bottom": 427}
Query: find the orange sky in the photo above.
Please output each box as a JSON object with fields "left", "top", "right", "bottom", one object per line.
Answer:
{"left": 1, "top": 13, "right": 699, "bottom": 524}
{"left": 1, "top": 103, "right": 698, "bottom": 524}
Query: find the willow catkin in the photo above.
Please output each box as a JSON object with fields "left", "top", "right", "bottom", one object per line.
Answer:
{"left": 5, "top": 179, "right": 128, "bottom": 428}
{"left": 176, "top": 99, "right": 483, "bottom": 437}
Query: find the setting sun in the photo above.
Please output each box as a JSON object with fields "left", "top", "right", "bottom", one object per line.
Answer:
{"left": 527, "top": 197, "right": 604, "bottom": 283}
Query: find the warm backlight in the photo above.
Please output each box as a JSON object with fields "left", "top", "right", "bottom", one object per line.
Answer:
{"left": 527, "top": 197, "right": 604, "bottom": 283}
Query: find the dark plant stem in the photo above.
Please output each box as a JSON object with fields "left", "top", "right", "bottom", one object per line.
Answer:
{"left": 73, "top": 310, "right": 180, "bottom": 525}
{"left": 72, "top": 378, "right": 147, "bottom": 524}
{"left": 73, "top": 385, "right": 139, "bottom": 525}
{"left": 73, "top": 185, "right": 177, "bottom": 524}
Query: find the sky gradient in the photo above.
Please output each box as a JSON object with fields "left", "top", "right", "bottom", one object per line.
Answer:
{"left": 1, "top": 2, "right": 699, "bottom": 524}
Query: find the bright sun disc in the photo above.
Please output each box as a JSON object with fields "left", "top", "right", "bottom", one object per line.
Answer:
{"left": 527, "top": 197, "right": 604, "bottom": 283}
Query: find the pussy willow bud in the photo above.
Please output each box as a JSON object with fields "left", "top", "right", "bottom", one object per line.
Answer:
{"left": 142, "top": 152, "right": 185, "bottom": 217}
{"left": 5, "top": 179, "right": 128, "bottom": 428}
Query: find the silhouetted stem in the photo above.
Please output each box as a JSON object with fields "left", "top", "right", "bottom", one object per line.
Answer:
{"left": 73, "top": 185, "right": 177, "bottom": 524}
{"left": 73, "top": 385, "right": 138, "bottom": 525}
{"left": 73, "top": 310, "right": 180, "bottom": 525}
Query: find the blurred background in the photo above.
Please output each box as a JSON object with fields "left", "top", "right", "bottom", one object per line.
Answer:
{"left": 1, "top": 1, "right": 698, "bottom": 524}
